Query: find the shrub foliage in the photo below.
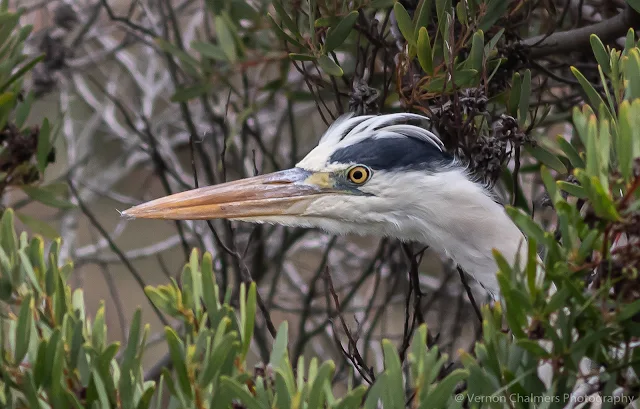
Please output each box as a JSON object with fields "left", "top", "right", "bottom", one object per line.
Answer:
{"left": 1, "top": 0, "right": 640, "bottom": 408}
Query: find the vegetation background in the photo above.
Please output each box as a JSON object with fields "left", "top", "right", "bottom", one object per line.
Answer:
{"left": 1, "top": 0, "right": 640, "bottom": 407}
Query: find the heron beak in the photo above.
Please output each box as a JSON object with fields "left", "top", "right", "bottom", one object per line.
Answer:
{"left": 121, "top": 168, "right": 337, "bottom": 220}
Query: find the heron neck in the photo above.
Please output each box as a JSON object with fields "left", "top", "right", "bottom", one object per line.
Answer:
{"left": 409, "top": 169, "right": 528, "bottom": 295}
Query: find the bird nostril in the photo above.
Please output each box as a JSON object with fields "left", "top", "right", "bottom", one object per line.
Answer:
{"left": 263, "top": 180, "right": 293, "bottom": 185}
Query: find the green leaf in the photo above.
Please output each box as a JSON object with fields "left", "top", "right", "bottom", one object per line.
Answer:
{"left": 540, "top": 165, "right": 560, "bottom": 204}
{"left": 617, "top": 100, "right": 634, "bottom": 181}
{"left": 191, "top": 41, "right": 228, "bottom": 61}
{"left": 20, "top": 185, "right": 75, "bottom": 209}
{"left": 200, "top": 252, "right": 221, "bottom": 328}
{"left": 14, "top": 293, "right": 32, "bottom": 364}
{"left": 22, "top": 372, "right": 42, "bottom": 409}
{"left": 241, "top": 282, "right": 257, "bottom": 359}
{"left": 393, "top": 2, "right": 415, "bottom": 46}
{"left": 92, "top": 302, "right": 106, "bottom": 352}
{"left": 413, "top": 0, "right": 433, "bottom": 33}
{"left": 424, "top": 369, "right": 469, "bottom": 409}
{"left": 324, "top": 11, "right": 358, "bottom": 53}
{"left": 144, "top": 286, "right": 178, "bottom": 316}
{"left": 215, "top": 15, "right": 237, "bottom": 62}
{"left": 466, "top": 30, "right": 484, "bottom": 72}
{"left": 556, "top": 135, "right": 584, "bottom": 169}
{"left": 628, "top": 48, "right": 640, "bottom": 100}
{"left": 590, "top": 34, "right": 610, "bottom": 74}
{"left": 155, "top": 38, "right": 201, "bottom": 77}
{"left": 270, "top": 321, "right": 289, "bottom": 368}
{"left": 272, "top": 0, "right": 300, "bottom": 39}
{"left": 289, "top": 53, "right": 316, "bottom": 61}
{"left": 518, "top": 69, "right": 531, "bottom": 127}
{"left": 506, "top": 206, "right": 546, "bottom": 246}
{"left": 308, "top": 361, "right": 335, "bottom": 409}
{"left": 15, "top": 212, "right": 59, "bottom": 240}
{"left": 370, "top": 0, "right": 396, "bottom": 8}
{"left": 317, "top": 55, "right": 343, "bottom": 76}
{"left": 571, "top": 66, "right": 611, "bottom": 119}
{"left": 628, "top": 0, "right": 640, "bottom": 15}
{"left": 0, "top": 54, "right": 45, "bottom": 93}
{"left": 477, "top": 0, "right": 508, "bottom": 31}
{"left": 268, "top": 14, "right": 304, "bottom": 48}
{"left": 417, "top": 27, "right": 433, "bottom": 74}
{"left": 382, "top": 340, "right": 403, "bottom": 409}
{"left": 557, "top": 181, "right": 587, "bottom": 199}
{"left": 18, "top": 249, "right": 42, "bottom": 293}
{"left": 165, "top": 327, "right": 193, "bottom": 399}
{"left": 508, "top": 72, "right": 521, "bottom": 116}
{"left": 526, "top": 145, "right": 567, "bottom": 174}
{"left": 515, "top": 339, "right": 551, "bottom": 358}
{"left": 423, "top": 69, "right": 478, "bottom": 92}
{"left": 220, "top": 377, "right": 267, "bottom": 409}
{"left": 15, "top": 90, "right": 34, "bottom": 128}
{"left": 275, "top": 372, "right": 293, "bottom": 409}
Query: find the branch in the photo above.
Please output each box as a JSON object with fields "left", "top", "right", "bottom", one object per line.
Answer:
{"left": 523, "top": 6, "right": 640, "bottom": 59}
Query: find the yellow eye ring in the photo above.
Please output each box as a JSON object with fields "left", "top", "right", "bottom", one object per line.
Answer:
{"left": 347, "top": 165, "right": 371, "bottom": 185}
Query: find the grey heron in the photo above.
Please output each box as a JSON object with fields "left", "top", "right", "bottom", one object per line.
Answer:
{"left": 122, "top": 113, "right": 528, "bottom": 295}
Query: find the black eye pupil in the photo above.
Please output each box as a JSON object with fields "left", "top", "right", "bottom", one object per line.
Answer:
{"left": 353, "top": 170, "right": 363, "bottom": 180}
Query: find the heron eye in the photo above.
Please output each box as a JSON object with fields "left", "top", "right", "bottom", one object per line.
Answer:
{"left": 347, "top": 165, "right": 371, "bottom": 185}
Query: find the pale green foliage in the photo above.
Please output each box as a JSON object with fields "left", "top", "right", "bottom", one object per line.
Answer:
{"left": 0, "top": 3, "right": 72, "bottom": 238}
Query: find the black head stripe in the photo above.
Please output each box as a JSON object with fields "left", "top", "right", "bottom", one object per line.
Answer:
{"left": 329, "top": 137, "right": 453, "bottom": 171}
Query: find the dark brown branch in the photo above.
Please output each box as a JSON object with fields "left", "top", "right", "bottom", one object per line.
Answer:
{"left": 523, "top": 6, "right": 640, "bottom": 59}
{"left": 457, "top": 266, "right": 482, "bottom": 324}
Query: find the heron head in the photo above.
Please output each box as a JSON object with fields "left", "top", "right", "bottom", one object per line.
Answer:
{"left": 122, "top": 113, "right": 529, "bottom": 294}
{"left": 122, "top": 114, "right": 458, "bottom": 241}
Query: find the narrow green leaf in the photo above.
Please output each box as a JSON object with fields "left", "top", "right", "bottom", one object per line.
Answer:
{"left": 14, "top": 293, "right": 32, "bottom": 364}
{"left": 220, "top": 376, "right": 267, "bottom": 409}
{"left": 20, "top": 185, "right": 75, "bottom": 209}
{"left": 424, "top": 369, "right": 469, "bottom": 409}
{"left": 617, "top": 100, "right": 634, "bottom": 181}
{"left": 16, "top": 212, "right": 59, "bottom": 240}
{"left": 393, "top": 2, "right": 415, "bottom": 46}
{"left": 571, "top": 66, "right": 611, "bottom": 119}
{"left": 518, "top": 69, "right": 531, "bottom": 127}
{"left": 466, "top": 30, "right": 484, "bottom": 72}
{"left": 324, "top": 11, "right": 358, "bottom": 53}
{"left": 417, "top": 27, "right": 433, "bottom": 74}
{"left": 271, "top": 0, "right": 300, "bottom": 38}
{"left": 317, "top": 55, "right": 343, "bottom": 76}
{"left": 165, "top": 327, "right": 193, "bottom": 399}
{"left": 590, "top": 34, "right": 610, "bottom": 74}
{"left": 18, "top": 249, "right": 42, "bottom": 292}
{"left": 308, "top": 361, "right": 335, "bottom": 409}
{"left": 506, "top": 206, "right": 546, "bottom": 246}
{"left": 155, "top": 38, "right": 200, "bottom": 77}
{"left": 370, "top": 0, "right": 396, "bottom": 8}
{"left": 215, "top": 15, "right": 237, "bottom": 62}
{"left": 508, "top": 72, "right": 521, "bottom": 116}
{"left": 556, "top": 135, "right": 584, "bottom": 169}
{"left": 557, "top": 181, "right": 587, "bottom": 198}
{"left": 270, "top": 321, "right": 289, "bottom": 368}
{"left": 413, "top": 0, "right": 433, "bottom": 33}
{"left": 0, "top": 54, "right": 45, "bottom": 92}
{"left": 191, "top": 41, "right": 228, "bottom": 61}
{"left": 526, "top": 145, "right": 567, "bottom": 174}
{"left": 289, "top": 53, "right": 316, "bottom": 61}
{"left": 268, "top": 14, "right": 304, "bottom": 48}
{"left": 241, "top": 282, "right": 257, "bottom": 359}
